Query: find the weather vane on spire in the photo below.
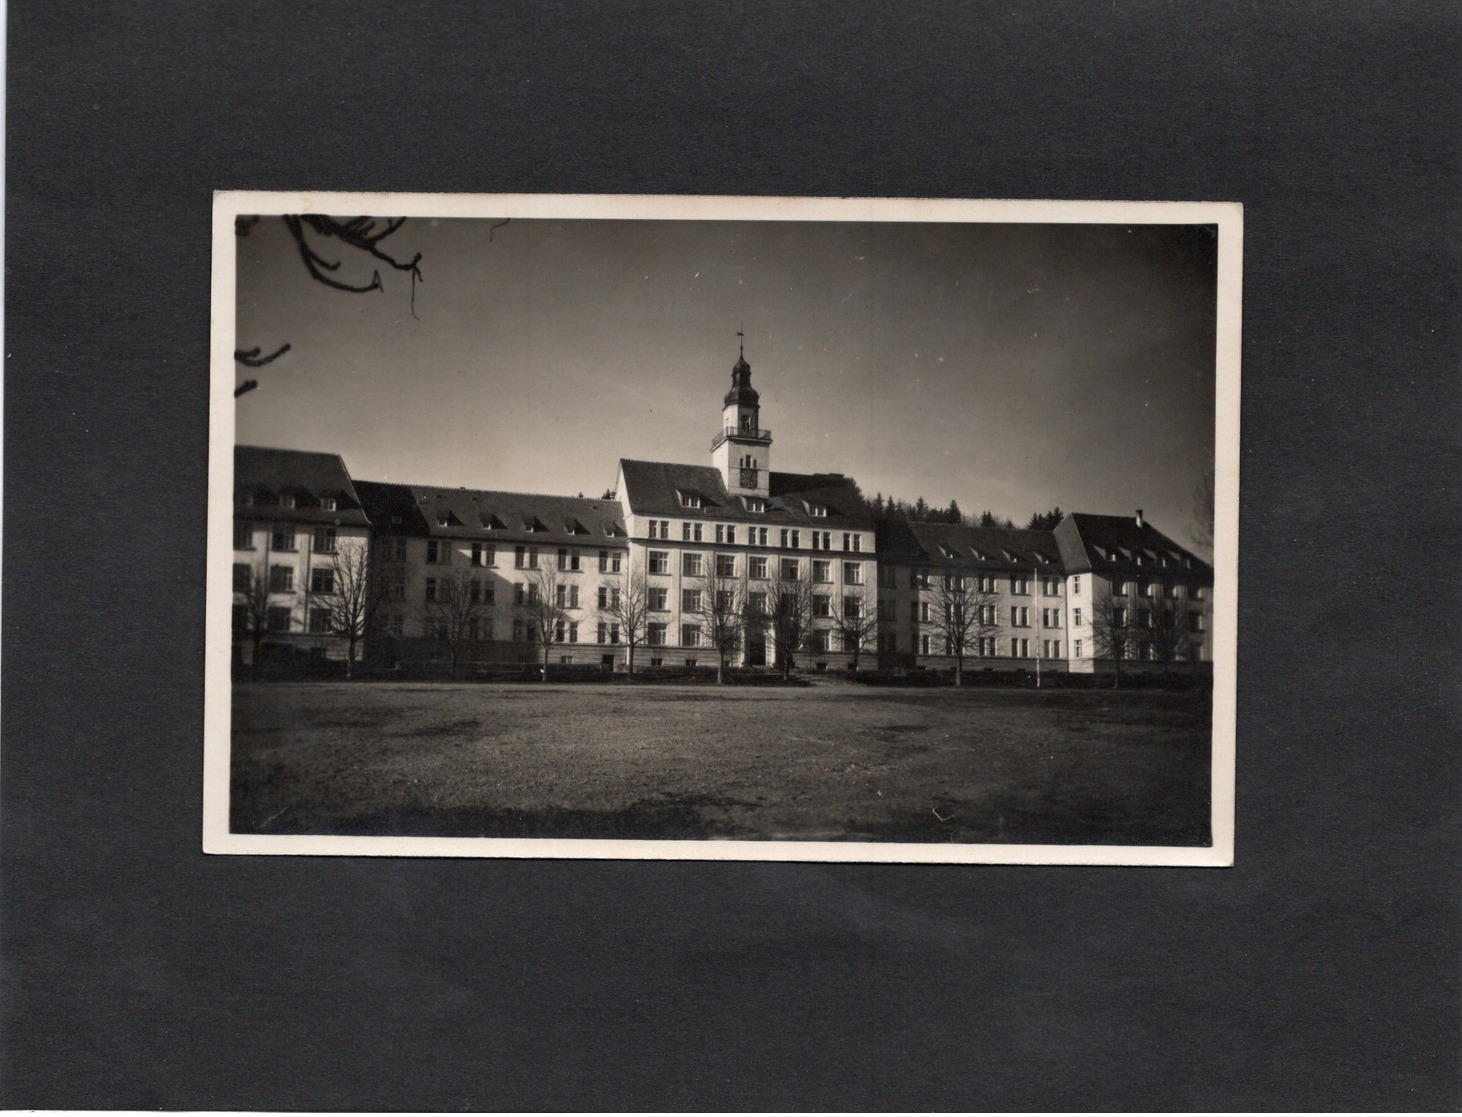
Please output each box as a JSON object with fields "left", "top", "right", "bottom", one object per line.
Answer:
{"left": 738, "top": 325, "right": 744, "bottom": 359}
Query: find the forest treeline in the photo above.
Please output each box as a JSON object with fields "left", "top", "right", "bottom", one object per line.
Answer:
{"left": 857, "top": 491, "right": 1064, "bottom": 533}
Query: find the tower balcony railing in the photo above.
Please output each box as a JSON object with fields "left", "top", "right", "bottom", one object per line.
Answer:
{"left": 711, "top": 425, "right": 772, "bottom": 449}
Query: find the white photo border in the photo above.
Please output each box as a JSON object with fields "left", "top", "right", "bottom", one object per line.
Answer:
{"left": 205, "top": 192, "right": 1241, "bottom": 866}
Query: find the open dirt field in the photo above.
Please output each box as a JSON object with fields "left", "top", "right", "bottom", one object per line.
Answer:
{"left": 230, "top": 680, "right": 1211, "bottom": 846}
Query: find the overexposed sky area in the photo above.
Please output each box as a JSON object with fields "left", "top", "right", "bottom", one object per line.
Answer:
{"left": 235, "top": 215, "right": 1217, "bottom": 548}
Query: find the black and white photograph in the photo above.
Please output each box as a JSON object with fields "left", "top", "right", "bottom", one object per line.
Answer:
{"left": 205, "top": 193, "right": 1239, "bottom": 863}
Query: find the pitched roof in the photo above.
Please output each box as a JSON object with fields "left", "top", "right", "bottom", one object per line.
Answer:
{"left": 354, "top": 480, "right": 626, "bottom": 545}
{"left": 234, "top": 445, "right": 371, "bottom": 527}
{"left": 618, "top": 459, "right": 875, "bottom": 529}
{"left": 880, "top": 518, "right": 1063, "bottom": 570}
{"left": 1054, "top": 513, "right": 1212, "bottom": 580}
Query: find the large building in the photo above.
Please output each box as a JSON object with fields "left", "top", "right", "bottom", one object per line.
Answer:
{"left": 232, "top": 344, "right": 1212, "bottom": 678}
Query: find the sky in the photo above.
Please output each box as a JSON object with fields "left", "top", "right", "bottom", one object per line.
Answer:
{"left": 234, "top": 214, "right": 1218, "bottom": 554}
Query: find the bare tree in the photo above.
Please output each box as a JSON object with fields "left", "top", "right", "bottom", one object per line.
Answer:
{"left": 1148, "top": 597, "right": 1192, "bottom": 676}
{"left": 768, "top": 558, "right": 815, "bottom": 680}
{"left": 518, "top": 565, "right": 578, "bottom": 681}
{"left": 233, "top": 557, "right": 277, "bottom": 680}
{"left": 1189, "top": 467, "right": 1215, "bottom": 555}
{"left": 929, "top": 572, "right": 998, "bottom": 686}
{"left": 234, "top": 214, "right": 428, "bottom": 372}
{"left": 425, "top": 568, "right": 487, "bottom": 680}
{"left": 604, "top": 566, "right": 650, "bottom": 678}
{"left": 1090, "top": 583, "right": 1131, "bottom": 689}
{"left": 316, "top": 539, "right": 379, "bottom": 679}
{"left": 834, "top": 585, "right": 878, "bottom": 674}
{"left": 693, "top": 568, "right": 745, "bottom": 684}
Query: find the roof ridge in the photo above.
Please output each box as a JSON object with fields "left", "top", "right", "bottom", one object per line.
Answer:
{"left": 353, "top": 479, "right": 621, "bottom": 505}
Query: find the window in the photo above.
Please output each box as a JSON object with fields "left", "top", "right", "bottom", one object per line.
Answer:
{"left": 780, "top": 558, "right": 799, "bottom": 580}
{"left": 682, "top": 589, "right": 702, "bottom": 614}
{"left": 278, "top": 494, "right": 296, "bottom": 509}
{"left": 648, "top": 550, "right": 669, "bottom": 575}
{"left": 1073, "top": 576, "right": 1081, "bottom": 594}
{"left": 750, "top": 556, "right": 768, "bottom": 579}
{"left": 1041, "top": 608, "right": 1059, "bottom": 628}
{"left": 681, "top": 493, "right": 702, "bottom": 509}
{"left": 648, "top": 520, "right": 661, "bottom": 540}
{"left": 269, "top": 565, "right": 293, "bottom": 593}
{"left": 813, "top": 560, "right": 832, "bottom": 583}
{"left": 843, "top": 596, "right": 862, "bottom": 619}
{"left": 912, "top": 572, "right": 931, "bottom": 590}
{"left": 879, "top": 599, "right": 896, "bottom": 621}
{"left": 310, "top": 568, "right": 334, "bottom": 594}
{"left": 1189, "top": 611, "right": 1205, "bottom": 632}
{"left": 682, "top": 552, "right": 704, "bottom": 577}
{"left": 1193, "top": 585, "right": 1206, "bottom": 600}
{"left": 610, "top": 551, "right": 622, "bottom": 573}
{"left": 1167, "top": 581, "right": 1183, "bottom": 598}
{"left": 597, "top": 622, "right": 608, "bottom": 644}
{"left": 649, "top": 587, "right": 668, "bottom": 611}
{"left": 480, "top": 582, "right": 495, "bottom": 605}
{"left": 233, "top": 522, "right": 253, "bottom": 549}
{"left": 715, "top": 523, "right": 732, "bottom": 544}
{"left": 978, "top": 604, "right": 997, "bottom": 626}
{"left": 1073, "top": 607, "right": 1082, "bottom": 627}
{"left": 1114, "top": 607, "right": 1128, "bottom": 627}
{"left": 1113, "top": 579, "right": 1129, "bottom": 596}
{"left": 1042, "top": 578, "right": 1060, "bottom": 596}
{"left": 528, "top": 584, "right": 541, "bottom": 605}
{"left": 568, "top": 622, "right": 579, "bottom": 643}
{"left": 514, "top": 583, "right": 525, "bottom": 605}
{"left": 809, "top": 503, "right": 827, "bottom": 517}
{"left": 386, "top": 577, "right": 406, "bottom": 602}
{"left": 1011, "top": 606, "right": 1029, "bottom": 627}
{"left": 424, "top": 577, "right": 437, "bottom": 603}
{"left": 746, "top": 498, "right": 765, "bottom": 513}
{"left": 1138, "top": 609, "right": 1152, "bottom": 629}
{"left": 851, "top": 534, "right": 862, "bottom": 553}
{"left": 843, "top": 562, "right": 863, "bottom": 585}
{"left": 1075, "top": 639, "right": 1083, "bottom": 658}
{"left": 747, "top": 591, "right": 767, "bottom": 616}
{"left": 716, "top": 589, "right": 736, "bottom": 612}
{"left": 427, "top": 540, "right": 450, "bottom": 564}
{"left": 1044, "top": 639, "right": 1060, "bottom": 658}
{"left": 471, "top": 543, "right": 493, "bottom": 567}
{"left": 716, "top": 553, "right": 736, "bottom": 577}
{"left": 308, "top": 607, "right": 331, "bottom": 634}
{"left": 880, "top": 567, "right": 897, "bottom": 589}
{"left": 569, "top": 548, "right": 581, "bottom": 570}
{"left": 647, "top": 623, "right": 667, "bottom": 646}
{"left": 555, "top": 584, "right": 566, "bottom": 607}
{"left": 813, "top": 629, "right": 832, "bottom": 653}
{"left": 232, "top": 604, "right": 247, "bottom": 633}
{"left": 271, "top": 525, "right": 295, "bottom": 552}
{"left": 232, "top": 563, "right": 251, "bottom": 592}
{"left": 515, "top": 545, "right": 527, "bottom": 568}
{"left": 919, "top": 601, "right": 931, "bottom": 623}
{"left": 975, "top": 637, "right": 994, "bottom": 657}
{"left": 681, "top": 624, "right": 701, "bottom": 647}
{"left": 813, "top": 594, "right": 831, "bottom": 617}
{"left": 687, "top": 522, "right": 704, "bottom": 542}
{"left": 779, "top": 529, "right": 789, "bottom": 548}
{"left": 919, "top": 634, "right": 931, "bottom": 655}
{"left": 791, "top": 530, "right": 800, "bottom": 548}
{"left": 1010, "top": 575, "right": 1029, "bottom": 595}
{"left": 513, "top": 619, "right": 525, "bottom": 642}
{"left": 1011, "top": 637, "right": 1029, "bottom": 658}
{"left": 267, "top": 606, "right": 292, "bottom": 632}
{"left": 319, "top": 496, "right": 337, "bottom": 512}
{"left": 754, "top": 527, "right": 768, "bottom": 546}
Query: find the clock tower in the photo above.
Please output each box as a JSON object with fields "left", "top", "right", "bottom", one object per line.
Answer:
{"left": 710, "top": 333, "right": 772, "bottom": 496}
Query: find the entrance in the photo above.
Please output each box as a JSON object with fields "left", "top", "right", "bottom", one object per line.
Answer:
{"left": 746, "top": 637, "right": 767, "bottom": 667}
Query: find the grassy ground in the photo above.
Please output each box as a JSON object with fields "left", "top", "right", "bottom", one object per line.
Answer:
{"left": 231, "top": 679, "right": 1212, "bottom": 846}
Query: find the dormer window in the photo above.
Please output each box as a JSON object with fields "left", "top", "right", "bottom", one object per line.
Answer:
{"left": 679, "top": 492, "right": 703, "bottom": 509}
{"left": 744, "top": 497, "right": 766, "bottom": 513}
{"left": 436, "top": 512, "right": 452, "bottom": 527}
{"left": 480, "top": 512, "right": 505, "bottom": 529}
{"left": 279, "top": 494, "right": 296, "bottom": 509}
{"left": 320, "top": 497, "right": 337, "bottom": 512}
{"left": 809, "top": 503, "right": 827, "bottom": 518}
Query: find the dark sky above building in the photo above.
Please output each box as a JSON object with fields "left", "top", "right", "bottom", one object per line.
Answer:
{"left": 234, "top": 214, "right": 1218, "bottom": 553}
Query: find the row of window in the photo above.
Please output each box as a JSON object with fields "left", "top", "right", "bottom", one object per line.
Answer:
{"left": 412, "top": 541, "right": 627, "bottom": 574}
{"left": 234, "top": 563, "right": 343, "bottom": 595}
{"left": 235, "top": 524, "right": 339, "bottom": 554}
{"left": 646, "top": 520, "right": 865, "bottom": 552}
{"left": 645, "top": 552, "right": 864, "bottom": 583}
{"left": 237, "top": 492, "right": 339, "bottom": 511}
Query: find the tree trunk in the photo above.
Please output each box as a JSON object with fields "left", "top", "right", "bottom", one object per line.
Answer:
{"left": 541, "top": 643, "right": 551, "bottom": 681}
{"left": 345, "top": 638, "right": 356, "bottom": 679}
{"left": 954, "top": 657, "right": 962, "bottom": 686}
{"left": 626, "top": 643, "right": 635, "bottom": 679}
{"left": 251, "top": 634, "right": 264, "bottom": 681}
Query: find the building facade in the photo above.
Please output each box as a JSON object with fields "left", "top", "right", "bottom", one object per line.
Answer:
{"left": 232, "top": 344, "right": 1212, "bottom": 679}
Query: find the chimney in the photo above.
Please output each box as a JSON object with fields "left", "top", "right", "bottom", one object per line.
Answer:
{"left": 1135, "top": 509, "right": 1145, "bottom": 528}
